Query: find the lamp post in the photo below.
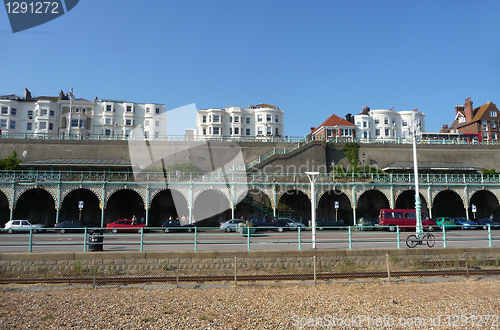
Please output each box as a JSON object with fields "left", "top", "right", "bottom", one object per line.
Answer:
{"left": 306, "top": 172, "right": 319, "bottom": 249}
{"left": 409, "top": 113, "right": 423, "bottom": 238}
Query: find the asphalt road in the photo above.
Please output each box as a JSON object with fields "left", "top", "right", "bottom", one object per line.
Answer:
{"left": 0, "top": 228, "right": 497, "bottom": 253}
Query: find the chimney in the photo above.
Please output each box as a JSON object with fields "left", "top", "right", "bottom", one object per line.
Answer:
{"left": 361, "top": 106, "right": 370, "bottom": 115}
{"left": 464, "top": 97, "right": 473, "bottom": 122}
{"left": 23, "top": 88, "right": 31, "bottom": 100}
{"left": 345, "top": 113, "right": 352, "bottom": 123}
{"left": 310, "top": 127, "right": 316, "bottom": 133}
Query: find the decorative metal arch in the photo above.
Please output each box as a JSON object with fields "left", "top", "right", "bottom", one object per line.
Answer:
{"left": 148, "top": 186, "right": 190, "bottom": 209}
{"left": 104, "top": 186, "right": 147, "bottom": 209}
{"left": 15, "top": 185, "right": 58, "bottom": 208}
{"left": 60, "top": 186, "right": 103, "bottom": 206}
{"left": 393, "top": 187, "right": 429, "bottom": 209}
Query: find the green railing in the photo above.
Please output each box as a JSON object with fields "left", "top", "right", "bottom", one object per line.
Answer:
{"left": 1, "top": 225, "right": 498, "bottom": 253}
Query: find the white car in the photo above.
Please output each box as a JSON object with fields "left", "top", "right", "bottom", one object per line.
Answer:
{"left": 220, "top": 219, "right": 246, "bottom": 232}
{"left": 278, "top": 218, "right": 306, "bottom": 230}
{"left": 4, "top": 220, "right": 46, "bottom": 234}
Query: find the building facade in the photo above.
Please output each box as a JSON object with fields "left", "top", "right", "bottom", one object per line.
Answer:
{"left": 354, "top": 106, "right": 425, "bottom": 140}
{"left": 194, "top": 104, "right": 284, "bottom": 139}
{"left": 0, "top": 89, "right": 166, "bottom": 139}
{"left": 441, "top": 98, "right": 500, "bottom": 141}
{"left": 309, "top": 113, "right": 357, "bottom": 139}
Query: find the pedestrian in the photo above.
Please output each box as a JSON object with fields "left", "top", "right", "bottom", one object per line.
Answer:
{"left": 132, "top": 215, "right": 137, "bottom": 225}
{"left": 141, "top": 217, "right": 145, "bottom": 225}
{"left": 181, "top": 214, "right": 186, "bottom": 223}
{"left": 169, "top": 215, "right": 173, "bottom": 221}
{"left": 490, "top": 214, "right": 494, "bottom": 221}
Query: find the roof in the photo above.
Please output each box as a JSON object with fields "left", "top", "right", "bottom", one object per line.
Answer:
{"left": 311, "top": 113, "right": 356, "bottom": 134}
{"left": 21, "top": 159, "right": 131, "bottom": 167}
{"left": 447, "top": 102, "right": 498, "bottom": 131}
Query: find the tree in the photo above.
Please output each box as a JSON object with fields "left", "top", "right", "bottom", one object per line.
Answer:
{"left": 0, "top": 150, "right": 22, "bottom": 170}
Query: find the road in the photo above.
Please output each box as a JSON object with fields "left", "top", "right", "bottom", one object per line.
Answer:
{"left": 0, "top": 228, "right": 497, "bottom": 253}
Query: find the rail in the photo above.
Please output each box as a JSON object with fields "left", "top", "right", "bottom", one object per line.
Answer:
{"left": 1, "top": 225, "right": 498, "bottom": 253}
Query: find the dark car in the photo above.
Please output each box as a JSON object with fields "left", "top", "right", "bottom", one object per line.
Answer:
{"left": 315, "top": 218, "right": 345, "bottom": 230}
{"left": 54, "top": 220, "right": 89, "bottom": 234}
{"left": 162, "top": 219, "right": 195, "bottom": 233}
{"left": 474, "top": 218, "right": 500, "bottom": 230}
{"left": 247, "top": 215, "right": 287, "bottom": 232}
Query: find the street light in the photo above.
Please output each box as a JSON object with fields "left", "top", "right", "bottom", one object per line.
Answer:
{"left": 408, "top": 113, "right": 423, "bottom": 238}
{"left": 306, "top": 171, "right": 319, "bottom": 249}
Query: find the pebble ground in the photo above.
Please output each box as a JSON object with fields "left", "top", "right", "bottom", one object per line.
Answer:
{"left": 0, "top": 278, "right": 499, "bottom": 329}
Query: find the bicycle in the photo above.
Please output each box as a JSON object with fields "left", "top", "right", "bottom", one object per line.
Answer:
{"left": 406, "top": 232, "right": 435, "bottom": 248}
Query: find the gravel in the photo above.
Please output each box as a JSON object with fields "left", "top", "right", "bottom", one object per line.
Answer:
{"left": 1, "top": 278, "right": 499, "bottom": 329}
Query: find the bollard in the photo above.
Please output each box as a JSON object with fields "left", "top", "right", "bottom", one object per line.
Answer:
{"left": 298, "top": 227, "right": 302, "bottom": 250}
{"left": 442, "top": 226, "right": 447, "bottom": 248}
{"left": 234, "top": 257, "right": 237, "bottom": 286}
{"left": 386, "top": 254, "right": 391, "bottom": 281}
{"left": 396, "top": 226, "right": 400, "bottom": 249}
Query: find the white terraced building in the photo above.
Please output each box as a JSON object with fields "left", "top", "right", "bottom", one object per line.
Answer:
{"left": 194, "top": 103, "right": 284, "bottom": 139}
{"left": 0, "top": 88, "right": 166, "bottom": 139}
{"left": 354, "top": 106, "right": 425, "bottom": 140}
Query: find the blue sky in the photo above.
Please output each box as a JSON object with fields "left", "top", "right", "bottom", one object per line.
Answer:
{"left": 1, "top": 0, "right": 500, "bottom": 136}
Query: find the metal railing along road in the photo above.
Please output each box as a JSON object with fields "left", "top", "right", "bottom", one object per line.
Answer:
{"left": 1, "top": 225, "right": 499, "bottom": 253}
{"left": 1, "top": 170, "right": 500, "bottom": 184}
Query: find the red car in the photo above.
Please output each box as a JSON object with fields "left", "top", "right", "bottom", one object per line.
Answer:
{"left": 106, "top": 219, "right": 147, "bottom": 233}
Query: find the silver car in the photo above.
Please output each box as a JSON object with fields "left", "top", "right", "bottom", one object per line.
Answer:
{"left": 220, "top": 219, "right": 245, "bottom": 232}
{"left": 278, "top": 218, "right": 306, "bottom": 230}
{"left": 4, "top": 220, "right": 46, "bottom": 234}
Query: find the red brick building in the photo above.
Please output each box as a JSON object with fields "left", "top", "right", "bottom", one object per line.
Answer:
{"left": 441, "top": 98, "right": 500, "bottom": 141}
{"left": 310, "top": 113, "right": 356, "bottom": 139}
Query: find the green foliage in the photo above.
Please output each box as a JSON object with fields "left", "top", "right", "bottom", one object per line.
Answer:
{"left": 144, "top": 162, "right": 204, "bottom": 174}
{"left": 0, "top": 150, "right": 22, "bottom": 170}
{"left": 482, "top": 168, "right": 499, "bottom": 175}
{"left": 343, "top": 142, "right": 360, "bottom": 168}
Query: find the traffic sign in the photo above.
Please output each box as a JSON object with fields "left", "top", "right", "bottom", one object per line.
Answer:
{"left": 472, "top": 204, "right": 476, "bottom": 213}
{"left": 78, "top": 201, "right": 84, "bottom": 209}
{"left": 334, "top": 201, "right": 339, "bottom": 209}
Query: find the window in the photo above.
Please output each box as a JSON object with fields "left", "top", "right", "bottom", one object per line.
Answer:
{"left": 384, "top": 117, "right": 389, "bottom": 125}
{"left": 267, "top": 126, "right": 272, "bottom": 135}
{"left": 490, "top": 111, "right": 497, "bottom": 117}
{"left": 385, "top": 128, "right": 390, "bottom": 136}
{"left": 363, "top": 131, "right": 368, "bottom": 138}
{"left": 363, "top": 121, "right": 367, "bottom": 128}
{"left": 49, "top": 123, "right": 53, "bottom": 131}
{"left": 229, "top": 116, "right": 232, "bottom": 123}
{"left": 27, "top": 122, "right": 32, "bottom": 131}
{"left": 71, "top": 119, "right": 79, "bottom": 128}
{"left": 483, "top": 121, "right": 488, "bottom": 131}
{"left": 213, "top": 127, "right": 220, "bottom": 135}
{"left": 257, "top": 114, "right": 262, "bottom": 122}
{"left": 203, "top": 128, "right": 206, "bottom": 135}
{"left": 213, "top": 115, "right": 220, "bottom": 123}
{"left": 155, "top": 131, "right": 160, "bottom": 138}
{"left": 246, "top": 118, "right": 250, "bottom": 124}
{"left": 125, "top": 130, "right": 131, "bottom": 137}
{"left": 82, "top": 108, "right": 86, "bottom": 114}
{"left": 327, "top": 129, "right": 333, "bottom": 137}
{"left": 376, "top": 129, "right": 380, "bottom": 136}
{"left": 125, "top": 119, "right": 132, "bottom": 126}
{"left": 459, "top": 116, "right": 465, "bottom": 123}
{"left": 492, "top": 121, "right": 497, "bottom": 129}
{"left": 105, "top": 118, "right": 111, "bottom": 125}
{"left": 28, "top": 110, "right": 33, "bottom": 117}
{"left": 234, "top": 127, "right": 239, "bottom": 135}
{"left": 39, "top": 122, "right": 47, "bottom": 130}
{"left": 126, "top": 106, "right": 132, "bottom": 112}
{"left": 257, "top": 127, "right": 263, "bottom": 135}
{"left": 275, "top": 127, "right": 279, "bottom": 135}
{"left": 402, "top": 121, "right": 408, "bottom": 127}
{"left": 266, "top": 114, "right": 271, "bottom": 122}
{"left": 50, "top": 110, "right": 54, "bottom": 116}
{"left": 144, "top": 131, "right": 150, "bottom": 138}
{"left": 483, "top": 133, "right": 488, "bottom": 140}
{"left": 493, "top": 132, "right": 498, "bottom": 140}
{"left": 202, "top": 115, "right": 206, "bottom": 123}
{"left": 275, "top": 115, "right": 279, "bottom": 123}
{"left": 234, "top": 116, "right": 239, "bottom": 123}
{"left": 9, "top": 120, "right": 15, "bottom": 129}
{"left": 146, "top": 107, "right": 150, "bottom": 113}
{"left": 357, "top": 122, "right": 361, "bottom": 127}
{"left": 144, "top": 120, "right": 149, "bottom": 127}
{"left": 342, "top": 129, "right": 351, "bottom": 136}
{"left": 155, "top": 120, "right": 160, "bottom": 127}
{"left": 41, "top": 109, "right": 47, "bottom": 116}
{"left": 106, "top": 105, "right": 112, "bottom": 111}
{"left": 105, "top": 129, "right": 111, "bottom": 136}
{"left": 75, "top": 108, "right": 80, "bottom": 113}
{"left": 156, "top": 108, "right": 160, "bottom": 114}
{"left": 11, "top": 108, "right": 16, "bottom": 116}
{"left": 374, "top": 118, "right": 380, "bottom": 125}
{"left": 245, "top": 128, "right": 250, "bottom": 135}
{"left": 1, "top": 107, "right": 7, "bottom": 115}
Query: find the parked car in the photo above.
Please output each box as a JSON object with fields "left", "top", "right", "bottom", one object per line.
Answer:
{"left": 4, "top": 220, "right": 46, "bottom": 234}
{"left": 315, "top": 218, "right": 345, "bottom": 230}
{"left": 474, "top": 218, "right": 500, "bottom": 230}
{"left": 247, "top": 215, "right": 287, "bottom": 232}
{"left": 434, "top": 217, "right": 459, "bottom": 230}
{"left": 453, "top": 217, "right": 477, "bottom": 230}
{"left": 378, "top": 209, "right": 437, "bottom": 232}
{"left": 220, "top": 219, "right": 246, "bottom": 232}
{"left": 54, "top": 220, "right": 89, "bottom": 234}
{"left": 162, "top": 219, "right": 195, "bottom": 233}
{"left": 106, "top": 219, "right": 148, "bottom": 233}
{"left": 277, "top": 218, "right": 306, "bottom": 230}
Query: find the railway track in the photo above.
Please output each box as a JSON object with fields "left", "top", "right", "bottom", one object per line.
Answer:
{"left": 2, "top": 268, "right": 499, "bottom": 285}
